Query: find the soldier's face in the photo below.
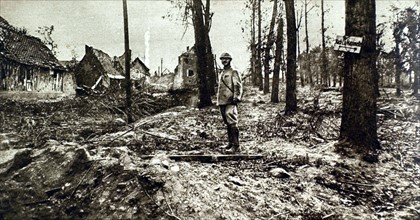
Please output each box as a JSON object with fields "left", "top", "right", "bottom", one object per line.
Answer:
{"left": 221, "top": 58, "right": 231, "bottom": 66}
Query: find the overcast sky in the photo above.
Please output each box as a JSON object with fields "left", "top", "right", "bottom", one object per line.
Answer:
{"left": 0, "top": 0, "right": 418, "bottom": 73}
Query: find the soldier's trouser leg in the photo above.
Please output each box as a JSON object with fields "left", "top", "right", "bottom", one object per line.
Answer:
{"left": 220, "top": 104, "right": 238, "bottom": 125}
{"left": 220, "top": 105, "right": 240, "bottom": 152}
{"left": 231, "top": 124, "right": 239, "bottom": 148}
{"left": 220, "top": 105, "right": 231, "bottom": 148}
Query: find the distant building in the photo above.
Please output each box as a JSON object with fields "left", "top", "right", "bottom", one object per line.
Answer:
{"left": 173, "top": 46, "right": 197, "bottom": 90}
{"left": 75, "top": 45, "right": 149, "bottom": 91}
{"left": 75, "top": 45, "right": 122, "bottom": 91}
{"left": 119, "top": 56, "right": 150, "bottom": 88}
{"left": 130, "top": 57, "right": 150, "bottom": 89}
{"left": 0, "top": 16, "right": 74, "bottom": 94}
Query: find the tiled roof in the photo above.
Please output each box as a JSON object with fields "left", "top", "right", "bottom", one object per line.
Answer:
{"left": 0, "top": 16, "right": 64, "bottom": 70}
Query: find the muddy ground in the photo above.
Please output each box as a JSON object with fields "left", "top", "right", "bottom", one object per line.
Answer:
{"left": 0, "top": 87, "right": 419, "bottom": 220}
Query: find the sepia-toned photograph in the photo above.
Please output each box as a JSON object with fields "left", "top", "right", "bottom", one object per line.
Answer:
{"left": 0, "top": 0, "right": 419, "bottom": 219}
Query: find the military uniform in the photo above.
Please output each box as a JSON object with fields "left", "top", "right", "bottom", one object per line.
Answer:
{"left": 217, "top": 53, "right": 243, "bottom": 153}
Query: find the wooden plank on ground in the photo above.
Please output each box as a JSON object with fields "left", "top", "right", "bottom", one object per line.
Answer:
{"left": 139, "top": 154, "right": 264, "bottom": 163}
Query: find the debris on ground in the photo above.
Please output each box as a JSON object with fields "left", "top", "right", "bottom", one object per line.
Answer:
{"left": 0, "top": 87, "right": 419, "bottom": 219}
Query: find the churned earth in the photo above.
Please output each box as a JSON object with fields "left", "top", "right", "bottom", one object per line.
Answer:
{"left": 0, "top": 87, "right": 419, "bottom": 219}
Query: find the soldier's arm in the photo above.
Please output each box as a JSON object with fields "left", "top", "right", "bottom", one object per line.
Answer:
{"left": 232, "top": 70, "right": 243, "bottom": 101}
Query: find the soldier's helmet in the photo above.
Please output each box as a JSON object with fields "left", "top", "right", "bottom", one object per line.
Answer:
{"left": 220, "top": 52, "right": 232, "bottom": 60}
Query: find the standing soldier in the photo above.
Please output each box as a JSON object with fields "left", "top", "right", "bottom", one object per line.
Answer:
{"left": 217, "top": 52, "right": 243, "bottom": 153}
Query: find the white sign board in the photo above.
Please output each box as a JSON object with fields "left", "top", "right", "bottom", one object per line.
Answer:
{"left": 334, "top": 35, "right": 363, "bottom": 54}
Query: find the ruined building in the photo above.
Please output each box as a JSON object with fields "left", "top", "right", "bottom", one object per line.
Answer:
{"left": 75, "top": 45, "right": 149, "bottom": 91}
{"left": 173, "top": 46, "right": 197, "bottom": 90}
{"left": 0, "top": 16, "right": 74, "bottom": 94}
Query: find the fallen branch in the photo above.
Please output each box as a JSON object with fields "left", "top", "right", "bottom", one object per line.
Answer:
{"left": 71, "top": 163, "right": 94, "bottom": 198}
{"left": 139, "top": 154, "right": 264, "bottom": 163}
{"left": 99, "top": 101, "right": 123, "bottom": 115}
{"left": 189, "top": 139, "right": 224, "bottom": 146}
{"left": 322, "top": 213, "right": 335, "bottom": 219}
{"left": 104, "top": 127, "right": 134, "bottom": 147}
{"left": 138, "top": 130, "right": 179, "bottom": 141}
{"left": 337, "top": 180, "right": 374, "bottom": 187}
{"left": 163, "top": 190, "right": 181, "bottom": 220}
{"left": 401, "top": 205, "right": 420, "bottom": 214}
{"left": 104, "top": 116, "right": 182, "bottom": 146}
{"left": 45, "top": 187, "right": 62, "bottom": 197}
{"left": 381, "top": 88, "right": 390, "bottom": 99}
{"left": 269, "top": 212, "right": 287, "bottom": 220}
{"left": 138, "top": 179, "right": 181, "bottom": 220}
{"left": 378, "top": 108, "right": 405, "bottom": 119}
{"left": 23, "top": 199, "right": 50, "bottom": 206}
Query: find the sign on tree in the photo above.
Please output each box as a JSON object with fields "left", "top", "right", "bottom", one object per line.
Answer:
{"left": 334, "top": 35, "right": 363, "bottom": 54}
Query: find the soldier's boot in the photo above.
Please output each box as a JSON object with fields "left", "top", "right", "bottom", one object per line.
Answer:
{"left": 220, "top": 125, "right": 233, "bottom": 150}
{"left": 226, "top": 125, "right": 240, "bottom": 154}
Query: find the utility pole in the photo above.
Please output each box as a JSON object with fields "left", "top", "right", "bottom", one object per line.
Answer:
{"left": 123, "top": 0, "right": 133, "bottom": 123}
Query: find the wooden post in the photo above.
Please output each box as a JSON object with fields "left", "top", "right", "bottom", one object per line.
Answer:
{"left": 123, "top": 0, "right": 133, "bottom": 123}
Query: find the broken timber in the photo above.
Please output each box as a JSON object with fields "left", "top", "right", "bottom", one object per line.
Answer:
{"left": 140, "top": 154, "right": 264, "bottom": 163}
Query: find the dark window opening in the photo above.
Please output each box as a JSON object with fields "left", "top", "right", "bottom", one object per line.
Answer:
{"left": 187, "top": 69, "right": 194, "bottom": 77}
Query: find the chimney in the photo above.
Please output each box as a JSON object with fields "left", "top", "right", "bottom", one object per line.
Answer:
{"left": 85, "top": 45, "right": 93, "bottom": 54}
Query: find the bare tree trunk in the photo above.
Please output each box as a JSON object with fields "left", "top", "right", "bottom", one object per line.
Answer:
{"left": 296, "top": 6, "right": 304, "bottom": 87}
{"left": 264, "top": 0, "right": 278, "bottom": 94}
{"left": 251, "top": 0, "right": 257, "bottom": 86}
{"left": 284, "top": 0, "right": 297, "bottom": 114}
{"left": 380, "top": 64, "right": 384, "bottom": 87}
{"left": 192, "top": 0, "right": 212, "bottom": 108}
{"left": 205, "top": 37, "right": 216, "bottom": 95}
{"left": 320, "top": 0, "right": 328, "bottom": 87}
{"left": 339, "top": 0, "right": 380, "bottom": 161}
{"left": 271, "top": 14, "right": 284, "bottom": 103}
{"left": 394, "top": 38, "right": 402, "bottom": 96}
{"left": 410, "top": 38, "right": 419, "bottom": 96}
{"left": 373, "top": 28, "right": 384, "bottom": 97}
{"left": 281, "top": 64, "right": 285, "bottom": 82}
{"left": 404, "top": 10, "right": 419, "bottom": 95}
{"left": 304, "top": 0, "right": 313, "bottom": 86}
{"left": 281, "top": 52, "right": 286, "bottom": 83}
{"left": 204, "top": 0, "right": 216, "bottom": 96}
{"left": 409, "top": 70, "right": 412, "bottom": 86}
{"left": 123, "top": 0, "right": 133, "bottom": 123}
{"left": 257, "top": 0, "right": 263, "bottom": 90}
